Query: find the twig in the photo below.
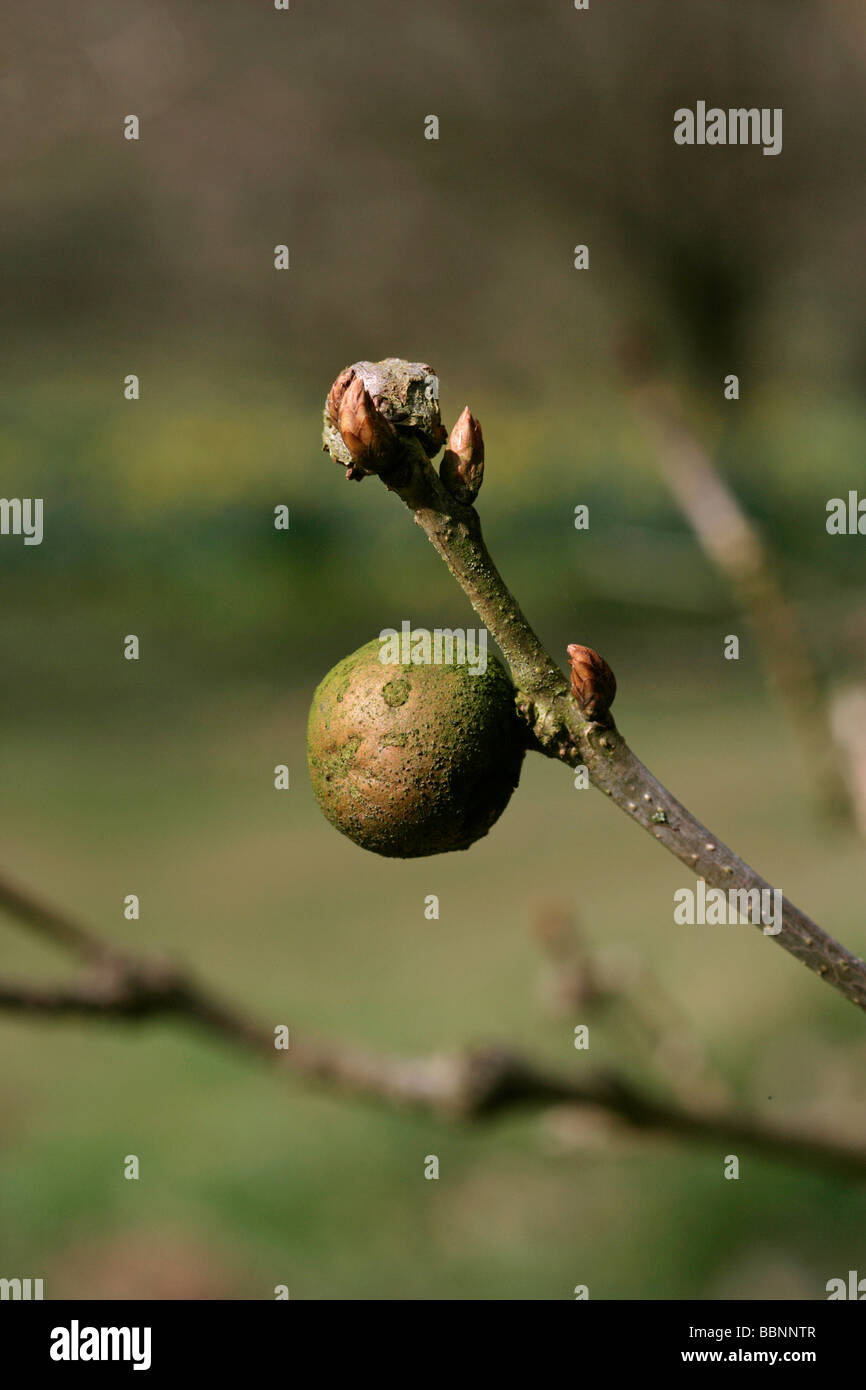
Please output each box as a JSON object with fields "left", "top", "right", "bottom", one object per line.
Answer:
{"left": 0, "top": 874, "right": 118, "bottom": 963}
{"left": 1, "top": 870, "right": 866, "bottom": 1179}
{"left": 830, "top": 685, "right": 866, "bottom": 842}
{"left": 322, "top": 364, "right": 866, "bottom": 1014}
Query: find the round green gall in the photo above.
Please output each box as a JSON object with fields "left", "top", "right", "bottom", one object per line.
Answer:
{"left": 306, "top": 636, "right": 525, "bottom": 857}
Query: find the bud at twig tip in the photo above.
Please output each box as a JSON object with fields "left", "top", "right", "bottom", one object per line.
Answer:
{"left": 334, "top": 376, "right": 398, "bottom": 478}
{"left": 322, "top": 359, "right": 446, "bottom": 477}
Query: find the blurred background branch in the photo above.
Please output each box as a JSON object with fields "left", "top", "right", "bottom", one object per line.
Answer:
{"left": 532, "top": 900, "right": 733, "bottom": 1109}
{"left": 2, "top": 870, "right": 866, "bottom": 1181}
{"left": 830, "top": 686, "right": 866, "bottom": 842}
{"left": 626, "top": 369, "right": 856, "bottom": 825}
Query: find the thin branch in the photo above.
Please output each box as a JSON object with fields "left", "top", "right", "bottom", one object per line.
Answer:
{"left": 327, "top": 381, "right": 866, "bottom": 1015}
{"left": 2, "top": 871, "right": 866, "bottom": 1179}
{"left": 0, "top": 874, "right": 118, "bottom": 964}
{"left": 630, "top": 377, "right": 853, "bottom": 822}
{"left": 531, "top": 902, "right": 733, "bottom": 1107}
{"left": 831, "top": 685, "right": 866, "bottom": 842}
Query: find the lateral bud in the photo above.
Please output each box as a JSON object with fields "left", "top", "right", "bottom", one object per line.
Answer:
{"left": 440, "top": 407, "right": 484, "bottom": 504}
{"left": 566, "top": 643, "right": 617, "bottom": 726}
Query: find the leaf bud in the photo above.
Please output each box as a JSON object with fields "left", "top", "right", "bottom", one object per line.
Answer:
{"left": 440, "top": 407, "right": 484, "bottom": 504}
{"left": 566, "top": 643, "right": 617, "bottom": 726}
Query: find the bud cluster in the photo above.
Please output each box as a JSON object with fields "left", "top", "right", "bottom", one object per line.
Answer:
{"left": 322, "top": 359, "right": 446, "bottom": 481}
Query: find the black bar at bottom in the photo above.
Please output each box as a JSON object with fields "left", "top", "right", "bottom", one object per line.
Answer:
{"left": 0, "top": 1299, "right": 858, "bottom": 1374}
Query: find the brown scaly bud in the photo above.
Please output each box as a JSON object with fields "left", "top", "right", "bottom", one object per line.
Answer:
{"left": 326, "top": 366, "right": 356, "bottom": 430}
{"left": 440, "top": 407, "right": 484, "bottom": 504}
{"left": 325, "top": 368, "right": 366, "bottom": 479}
{"left": 336, "top": 375, "right": 399, "bottom": 480}
{"left": 567, "top": 643, "right": 617, "bottom": 726}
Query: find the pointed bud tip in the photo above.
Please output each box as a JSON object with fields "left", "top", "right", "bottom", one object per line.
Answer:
{"left": 326, "top": 366, "right": 357, "bottom": 429}
{"left": 448, "top": 407, "right": 484, "bottom": 463}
